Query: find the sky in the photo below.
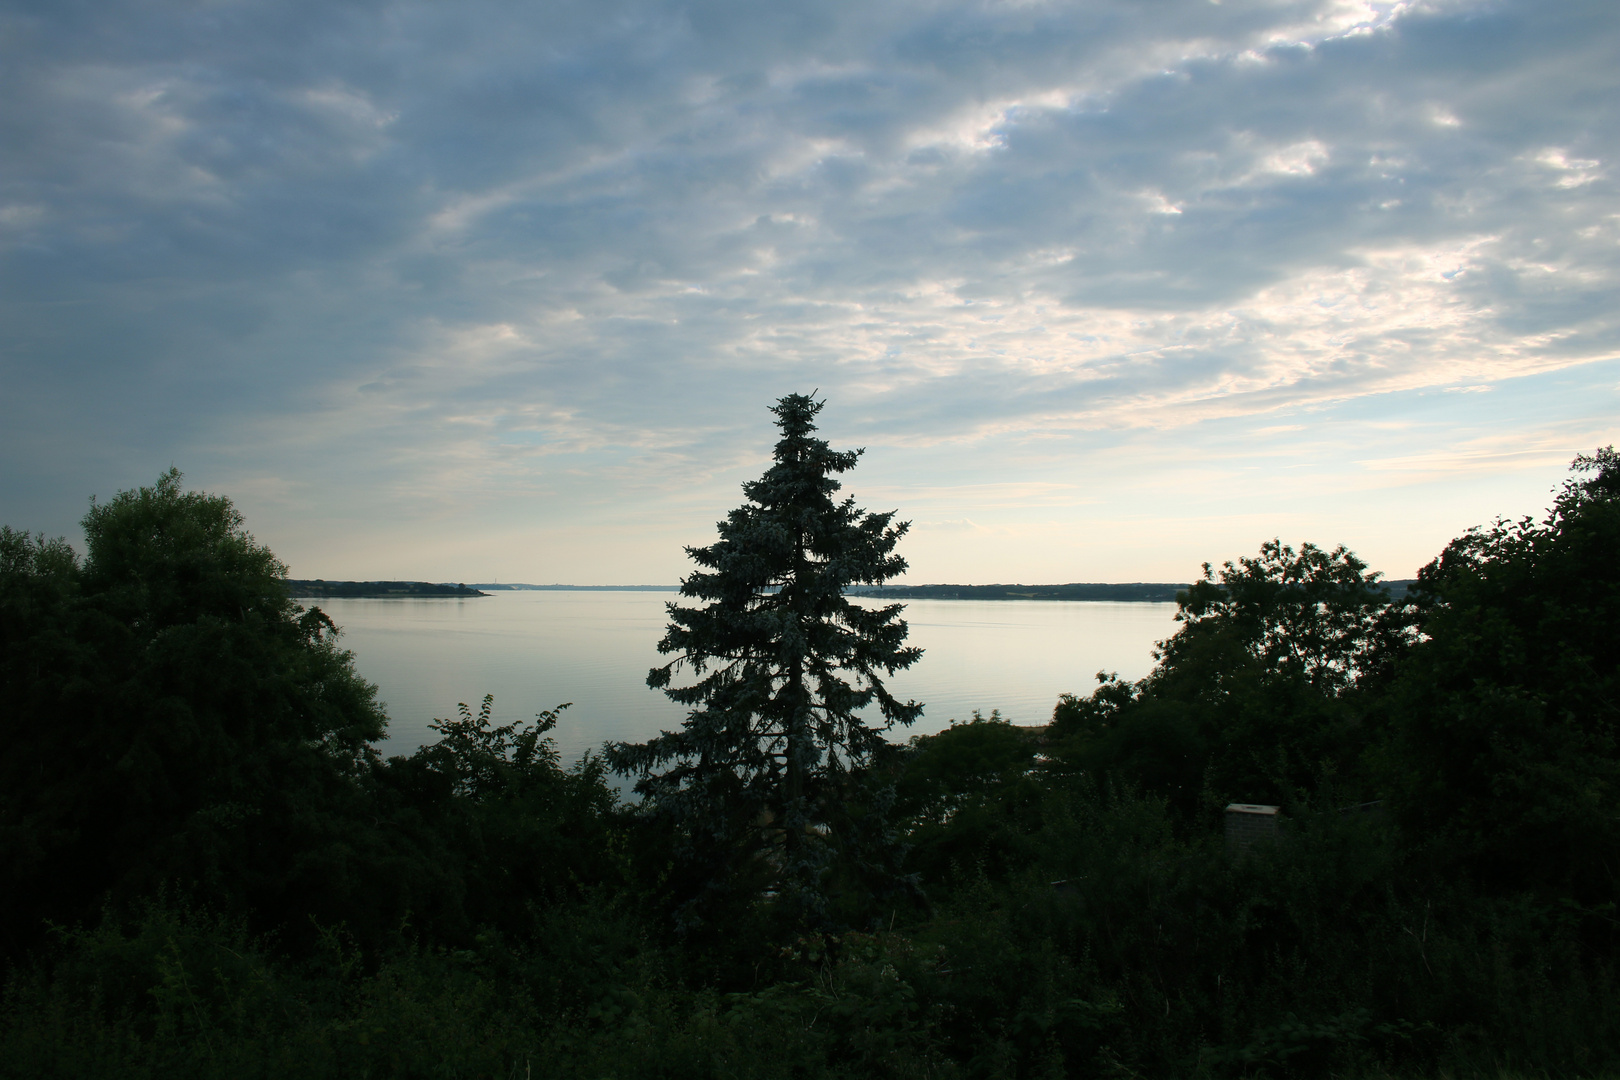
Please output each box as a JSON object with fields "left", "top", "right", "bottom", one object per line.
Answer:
{"left": 2, "top": 0, "right": 1616, "bottom": 586}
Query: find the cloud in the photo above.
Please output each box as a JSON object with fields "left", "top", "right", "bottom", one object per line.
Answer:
{"left": 1, "top": 0, "right": 1616, "bottom": 580}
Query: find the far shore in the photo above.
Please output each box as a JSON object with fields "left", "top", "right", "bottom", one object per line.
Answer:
{"left": 286, "top": 579, "right": 1417, "bottom": 602}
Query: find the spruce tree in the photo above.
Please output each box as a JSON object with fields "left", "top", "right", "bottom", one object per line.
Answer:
{"left": 609, "top": 393, "right": 921, "bottom": 919}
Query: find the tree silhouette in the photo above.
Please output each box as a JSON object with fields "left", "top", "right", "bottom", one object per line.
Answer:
{"left": 609, "top": 394, "right": 921, "bottom": 922}
{"left": 1388, "top": 446, "right": 1620, "bottom": 901}
{"left": 0, "top": 470, "right": 388, "bottom": 953}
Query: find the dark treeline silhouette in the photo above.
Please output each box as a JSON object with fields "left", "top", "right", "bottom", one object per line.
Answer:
{"left": 1, "top": 421, "right": 1617, "bottom": 1078}
{"left": 866, "top": 581, "right": 1194, "bottom": 601}
{"left": 864, "top": 580, "right": 1420, "bottom": 603}
{"left": 284, "top": 579, "right": 487, "bottom": 598}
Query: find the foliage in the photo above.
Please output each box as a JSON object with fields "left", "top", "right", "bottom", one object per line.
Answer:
{"left": 0, "top": 471, "right": 388, "bottom": 956}
{"left": 892, "top": 711, "right": 1046, "bottom": 884}
{"left": 1386, "top": 446, "right": 1620, "bottom": 903}
{"left": 7, "top": 449, "right": 1620, "bottom": 1078}
{"left": 413, "top": 693, "right": 576, "bottom": 800}
{"left": 0, "top": 470, "right": 628, "bottom": 961}
{"left": 1050, "top": 540, "right": 1403, "bottom": 813}
{"left": 10, "top": 793, "right": 1620, "bottom": 1080}
{"left": 609, "top": 393, "right": 922, "bottom": 925}
{"left": 370, "top": 695, "right": 627, "bottom": 940}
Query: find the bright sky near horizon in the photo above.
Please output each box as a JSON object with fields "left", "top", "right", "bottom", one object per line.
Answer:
{"left": 2, "top": 0, "right": 1616, "bottom": 585}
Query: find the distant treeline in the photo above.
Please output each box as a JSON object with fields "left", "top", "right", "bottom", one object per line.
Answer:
{"left": 285, "top": 580, "right": 1423, "bottom": 602}
{"left": 864, "top": 581, "right": 1191, "bottom": 601}
{"left": 864, "top": 579, "right": 1417, "bottom": 602}
{"left": 283, "top": 579, "right": 486, "bottom": 598}
{"left": 473, "top": 583, "right": 680, "bottom": 591}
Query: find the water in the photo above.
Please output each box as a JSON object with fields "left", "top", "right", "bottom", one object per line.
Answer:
{"left": 312, "top": 591, "right": 1180, "bottom": 767}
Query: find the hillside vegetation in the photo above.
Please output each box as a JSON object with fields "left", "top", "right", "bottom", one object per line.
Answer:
{"left": 1, "top": 446, "right": 1617, "bottom": 1079}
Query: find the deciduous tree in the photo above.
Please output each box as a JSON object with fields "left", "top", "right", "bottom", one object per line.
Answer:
{"left": 1387, "top": 447, "right": 1620, "bottom": 900}
{"left": 1051, "top": 540, "right": 1401, "bottom": 811}
{"left": 0, "top": 470, "right": 388, "bottom": 951}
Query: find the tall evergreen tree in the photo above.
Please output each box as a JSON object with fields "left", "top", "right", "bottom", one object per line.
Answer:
{"left": 609, "top": 394, "right": 921, "bottom": 920}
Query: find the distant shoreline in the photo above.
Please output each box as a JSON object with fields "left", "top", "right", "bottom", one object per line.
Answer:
{"left": 286, "top": 579, "right": 1417, "bottom": 602}
{"left": 855, "top": 582, "right": 1192, "bottom": 602}
{"left": 476, "top": 582, "right": 1190, "bottom": 599}
{"left": 473, "top": 583, "right": 681, "bottom": 592}
{"left": 858, "top": 578, "right": 1416, "bottom": 602}
{"left": 283, "top": 580, "right": 487, "bottom": 599}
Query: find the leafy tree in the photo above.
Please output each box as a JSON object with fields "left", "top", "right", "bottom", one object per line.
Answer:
{"left": 1051, "top": 540, "right": 1401, "bottom": 811}
{"left": 608, "top": 394, "right": 921, "bottom": 923}
{"left": 1386, "top": 447, "right": 1620, "bottom": 901}
{"left": 372, "top": 695, "right": 625, "bottom": 938}
{"left": 1165, "top": 540, "right": 1401, "bottom": 695}
{"left": 0, "top": 470, "right": 388, "bottom": 952}
{"left": 892, "top": 711, "right": 1047, "bottom": 884}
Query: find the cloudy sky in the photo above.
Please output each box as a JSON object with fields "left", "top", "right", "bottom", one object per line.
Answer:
{"left": 3, "top": 0, "right": 1616, "bottom": 585}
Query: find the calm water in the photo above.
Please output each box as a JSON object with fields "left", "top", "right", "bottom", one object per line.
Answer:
{"left": 313, "top": 591, "right": 1180, "bottom": 767}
